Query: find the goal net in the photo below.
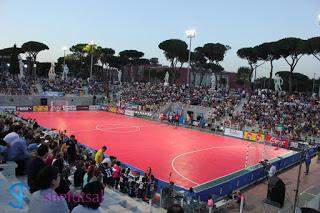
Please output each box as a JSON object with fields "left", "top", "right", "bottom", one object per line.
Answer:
{"left": 50, "top": 100, "right": 69, "bottom": 112}
{"left": 245, "top": 142, "right": 271, "bottom": 168}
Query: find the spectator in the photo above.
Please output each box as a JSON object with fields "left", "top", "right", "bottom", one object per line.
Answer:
{"left": 112, "top": 161, "right": 121, "bottom": 189}
{"left": 232, "top": 191, "right": 245, "bottom": 208}
{"left": 207, "top": 194, "right": 215, "bottom": 209}
{"left": 94, "top": 146, "right": 107, "bottom": 165}
{"left": 66, "top": 135, "right": 78, "bottom": 165}
{"left": 28, "top": 144, "right": 49, "bottom": 193}
{"left": 28, "top": 166, "right": 69, "bottom": 213}
{"left": 83, "top": 165, "right": 97, "bottom": 188}
{"left": 305, "top": 150, "right": 311, "bottom": 175}
{"left": 4, "top": 129, "right": 30, "bottom": 175}
{"left": 71, "top": 181, "right": 104, "bottom": 213}
{"left": 52, "top": 158, "right": 70, "bottom": 195}
{"left": 268, "top": 164, "right": 277, "bottom": 177}
{"left": 74, "top": 161, "right": 86, "bottom": 188}
{"left": 99, "top": 158, "right": 113, "bottom": 188}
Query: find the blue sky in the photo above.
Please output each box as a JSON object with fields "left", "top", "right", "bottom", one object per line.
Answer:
{"left": 1, "top": 0, "right": 319, "bottom": 78}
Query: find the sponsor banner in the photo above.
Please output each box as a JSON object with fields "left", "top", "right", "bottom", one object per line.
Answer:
{"left": 290, "top": 141, "right": 308, "bottom": 149}
{"left": 134, "top": 111, "right": 152, "bottom": 117}
{"left": 42, "top": 91, "right": 65, "bottom": 97}
{"left": 117, "top": 108, "right": 125, "bottom": 115}
{"left": 16, "top": 106, "right": 33, "bottom": 112}
{"left": 89, "top": 105, "right": 101, "bottom": 111}
{"left": 49, "top": 106, "right": 64, "bottom": 111}
{"left": 101, "top": 106, "right": 107, "bottom": 111}
{"left": 33, "top": 106, "right": 49, "bottom": 112}
{"left": 0, "top": 106, "right": 16, "bottom": 112}
{"left": 224, "top": 128, "right": 244, "bottom": 139}
{"left": 265, "top": 135, "right": 289, "bottom": 148}
{"left": 244, "top": 131, "right": 265, "bottom": 142}
{"left": 124, "top": 109, "right": 134, "bottom": 117}
{"left": 76, "top": 106, "right": 89, "bottom": 111}
{"left": 65, "top": 105, "right": 76, "bottom": 111}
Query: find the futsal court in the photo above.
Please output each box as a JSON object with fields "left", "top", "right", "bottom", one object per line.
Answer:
{"left": 20, "top": 111, "right": 291, "bottom": 189}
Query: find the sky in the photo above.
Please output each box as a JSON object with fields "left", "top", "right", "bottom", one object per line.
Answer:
{"left": 1, "top": 0, "right": 319, "bottom": 79}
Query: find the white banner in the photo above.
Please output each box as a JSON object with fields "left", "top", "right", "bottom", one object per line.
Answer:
{"left": 135, "top": 111, "right": 152, "bottom": 117}
{"left": 124, "top": 109, "right": 134, "bottom": 117}
{"left": 0, "top": 106, "right": 16, "bottom": 112}
{"left": 224, "top": 128, "right": 244, "bottom": 138}
{"left": 290, "top": 142, "right": 299, "bottom": 149}
{"left": 65, "top": 105, "right": 76, "bottom": 111}
{"left": 89, "top": 105, "right": 101, "bottom": 111}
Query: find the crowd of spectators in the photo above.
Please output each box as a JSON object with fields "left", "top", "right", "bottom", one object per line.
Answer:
{"left": 40, "top": 78, "right": 106, "bottom": 95}
{"left": 119, "top": 82, "right": 240, "bottom": 116}
{"left": 232, "top": 90, "right": 320, "bottom": 140}
{"left": 0, "top": 73, "right": 35, "bottom": 95}
{"left": 0, "top": 113, "right": 157, "bottom": 212}
{"left": 40, "top": 78, "right": 84, "bottom": 94}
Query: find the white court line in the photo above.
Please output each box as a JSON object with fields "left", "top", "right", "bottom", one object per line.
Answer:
{"left": 300, "top": 185, "right": 315, "bottom": 195}
{"left": 95, "top": 124, "right": 141, "bottom": 133}
{"left": 171, "top": 145, "right": 251, "bottom": 186}
{"left": 67, "top": 129, "right": 98, "bottom": 133}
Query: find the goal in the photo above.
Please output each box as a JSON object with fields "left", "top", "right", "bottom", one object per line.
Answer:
{"left": 50, "top": 100, "right": 69, "bottom": 112}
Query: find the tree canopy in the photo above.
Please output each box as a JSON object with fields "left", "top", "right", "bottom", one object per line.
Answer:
{"left": 276, "top": 37, "right": 306, "bottom": 93}
{"left": 158, "top": 39, "right": 188, "bottom": 68}
{"left": 306, "top": 37, "right": 320, "bottom": 61}
{"left": 21, "top": 41, "right": 49, "bottom": 60}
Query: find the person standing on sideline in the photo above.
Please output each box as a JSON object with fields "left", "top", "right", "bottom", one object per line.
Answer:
{"left": 95, "top": 146, "right": 107, "bottom": 165}
{"left": 305, "top": 150, "right": 311, "bottom": 175}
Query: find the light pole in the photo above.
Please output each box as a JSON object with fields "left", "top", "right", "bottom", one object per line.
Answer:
{"left": 312, "top": 73, "right": 316, "bottom": 94}
{"left": 62, "top": 46, "right": 67, "bottom": 67}
{"left": 90, "top": 41, "right": 95, "bottom": 78}
{"left": 33, "top": 64, "right": 37, "bottom": 79}
{"left": 186, "top": 29, "right": 196, "bottom": 86}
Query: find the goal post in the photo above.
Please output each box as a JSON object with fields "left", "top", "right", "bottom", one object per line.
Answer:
{"left": 50, "top": 100, "right": 69, "bottom": 112}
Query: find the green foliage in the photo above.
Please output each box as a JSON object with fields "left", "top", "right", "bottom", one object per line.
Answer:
{"left": 107, "top": 56, "right": 127, "bottom": 69}
{"left": 276, "top": 71, "right": 311, "bottom": 92}
{"left": 306, "top": 37, "right": 320, "bottom": 61}
{"left": 70, "top": 44, "right": 87, "bottom": 59}
{"left": 21, "top": 41, "right": 49, "bottom": 60}
{"left": 199, "top": 43, "right": 231, "bottom": 63}
{"left": 36, "top": 62, "right": 51, "bottom": 77}
{"left": 9, "top": 44, "right": 20, "bottom": 75}
{"left": 275, "top": 37, "right": 306, "bottom": 93}
{"left": 158, "top": 39, "right": 188, "bottom": 68}
{"left": 98, "top": 47, "right": 116, "bottom": 67}
{"left": 236, "top": 66, "right": 251, "bottom": 85}
{"left": 119, "top": 50, "right": 144, "bottom": 60}
{"left": 276, "top": 37, "right": 305, "bottom": 59}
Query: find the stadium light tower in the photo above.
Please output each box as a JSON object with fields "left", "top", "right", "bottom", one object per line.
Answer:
{"left": 89, "top": 40, "right": 95, "bottom": 78}
{"left": 186, "top": 29, "right": 196, "bottom": 86}
{"left": 62, "top": 46, "right": 68, "bottom": 67}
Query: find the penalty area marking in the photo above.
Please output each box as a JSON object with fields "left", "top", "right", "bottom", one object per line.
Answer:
{"left": 171, "top": 146, "right": 248, "bottom": 185}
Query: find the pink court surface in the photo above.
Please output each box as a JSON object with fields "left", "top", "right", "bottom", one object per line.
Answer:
{"left": 20, "top": 111, "right": 290, "bottom": 189}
